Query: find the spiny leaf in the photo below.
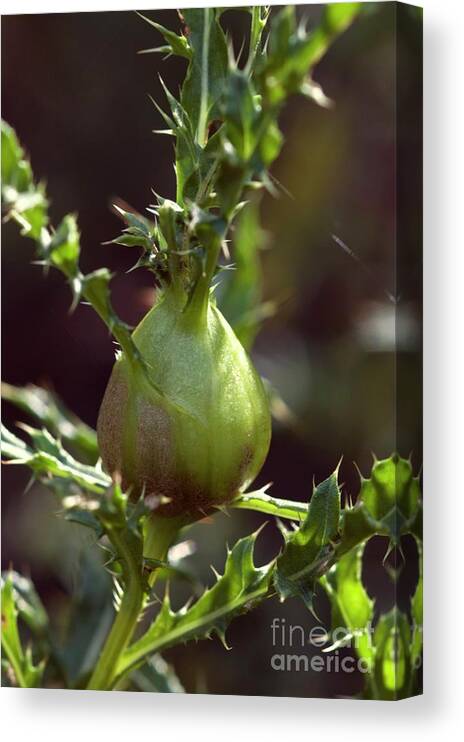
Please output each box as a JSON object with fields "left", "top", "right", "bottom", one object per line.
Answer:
{"left": 1, "top": 570, "right": 49, "bottom": 637}
{"left": 336, "top": 501, "right": 378, "bottom": 557}
{"left": 274, "top": 467, "right": 341, "bottom": 611}
{"left": 137, "top": 4, "right": 363, "bottom": 294}
{"left": 1, "top": 572, "right": 47, "bottom": 688}
{"left": 1, "top": 120, "right": 48, "bottom": 240}
{"left": 137, "top": 12, "right": 192, "bottom": 60}
{"left": 116, "top": 530, "right": 274, "bottom": 680}
{"left": 229, "top": 484, "right": 307, "bottom": 522}
{"left": 1, "top": 422, "right": 110, "bottom": 494}
{"left": 320, "top": 544, "right": 374, "bottom": 665}
{"left": 246, "top": 5, "right": 271, "bottom": 71}
{"left": 46, "top": 213, "right": 80, "bottom": 277}
{"left": 372, "top": 608, "right": 413, "bottom": 700}
{"left": 256, "top": 4, "right": 361, "bottom": 106}
{"left": 1, "top": 382, "right": 99, "bottom": 463}
{"left": 358, "top": 454, "right": 421, "bottom": 545}
{"left": 180, "top": 8, "right": 229, "bottom": 147}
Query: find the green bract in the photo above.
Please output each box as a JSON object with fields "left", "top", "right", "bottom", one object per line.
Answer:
{"left": 97, "top": 286, "right": 271, "bottom": 517}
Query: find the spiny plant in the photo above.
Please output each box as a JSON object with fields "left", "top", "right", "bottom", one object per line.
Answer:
{"left": 1, "top": 5, "right": 422, "bottom": 699}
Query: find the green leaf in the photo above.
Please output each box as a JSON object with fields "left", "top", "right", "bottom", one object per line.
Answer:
{"left": 229, "top": 485, "right": 308, "bottom": 522}
{"left": 325, "top": 2, "right": 362, "bottom": 33}
{"left": 113, "top": 204, "right": 151, "bottom": 236}
{"left": 47, "top": 214, "right": 80, "bottom": 277}
{"left": 152, "top": 82, "right": 202, "bottom": 205}
{"left": 298, "top": 2, "right": 362, "bottom": 72}
{"left": 1, "top": 422, "right": 110, "bottom": 494}
{"left": 247, "top": 5, "right": 271, "bottom": 71}
{"left": 1, "top": 572, "right": 46, "bottom": 688}
{"left": 373, "top": 609, "right": 413, "bottom": 700}
{"left": 116, "top": 529, "right": 274, "bottom": 680}
{"left": 137, "top": 12, "right": 192, "bottom": 60}
{"left": 321, "top": 545, "right": 374, "bottom": 665}
{"left": 410, "top": 538, "right": 423, "bottom": 668}
{"left": 336, "top": 502, "right": 378, "bottom": 557}
{"left": 256, "top": 4, "right": 360, "bottom": 106}
{"left": 180, "top": 8, "right": 229, "bottom": 147}
{"left": 1, "top": 120, "right": 49, "bottom": 241}
{"left": 157, "top": 198, "right": 183, "bottom": 250}
{"left": 221, "top": 69, "right": 259, "bottom": 162}
{"left": 1, "top": 570, "right": 49, "bottom": 637}
{"left": 145, "top": 8, "right": 230, "bottom": 204}
{"left": 135, "top": 3, "right": 363, "bottom": 292}
{"left": 129, "top": 654, "right": 185, "bottom": 693}
{"left": 1, "top": 382, "right": 99, "bottom": 463}
{"left": 274, "top": 468, "right": 341, "bottom": 610}
{"left": 359, "top": 454, "right": 421, "bottom": 545}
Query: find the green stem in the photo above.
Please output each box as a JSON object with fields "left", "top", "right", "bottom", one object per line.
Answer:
{"left": 143, "top": 512, "right": 191, "bottom": 582}
{"left": 197, "top": 7, "right": 211, "bottom": 146}
{"left": 1, "top": 636, "right": 28, "bottom": 688}
{"left": 87, "top": 527, "right": 144, "bottom": 691}
{"left": 186, "top": 231, "right": 223, "bottom": 321}
{"left": 87, "top": 514, "right": 187, "bottom": 690}
{"left": 247, "top": 6, "right": 267, "bottom": 73}
{"left": 82, "top": 272, "right": 136, "bottom": 364}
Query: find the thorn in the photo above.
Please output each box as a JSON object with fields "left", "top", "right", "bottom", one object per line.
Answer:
{"left": 334, "top": 455, "right": 343, "bottom": 479}
{"left": 353, "top": 460, "right": 365, "bottom": 483}
{"left": 210, "top": 564, "right": 222, "bottom": 582}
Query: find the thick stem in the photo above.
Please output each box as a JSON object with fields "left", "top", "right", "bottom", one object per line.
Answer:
{"left": 144, "top": 513, "right": 190, "bottom": 568}
{"left": 87, "top": 528, "right": 144, "bottom": 691}
{"left": 87, "top": 514, "right": 188, "bottom": 690}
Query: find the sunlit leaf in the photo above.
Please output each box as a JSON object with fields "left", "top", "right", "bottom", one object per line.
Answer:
{"left": 359, "top": 454, "right": 421, "bottom": 545}
{"left": 116, "top": 529, "right": 274, "bottom": 681}
{"left": 274, "top": 468, "right": 341, "bottom": 610}
{"left": 373, "top": 609, "right": 413, "bottom": 700}
{"left": 321, "top": 545, "right": 374, "bottom": 665}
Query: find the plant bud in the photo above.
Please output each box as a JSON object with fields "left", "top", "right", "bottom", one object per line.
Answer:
{"left": 97, "top": 289, "right": 271, "bottom": 518}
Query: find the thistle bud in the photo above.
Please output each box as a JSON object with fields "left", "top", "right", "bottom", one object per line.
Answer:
{"left": 97, "top": 288, "right": 271, "bottom": 519}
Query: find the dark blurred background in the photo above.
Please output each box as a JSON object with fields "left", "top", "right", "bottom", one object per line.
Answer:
{"left": 1, "top": 4, "right": 422, "bottom": 697}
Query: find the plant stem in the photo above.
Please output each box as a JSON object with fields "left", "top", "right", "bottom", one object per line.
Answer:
{"left": 185, "top": 230, "right": 224, "bottom": 320}
{"left": 1, "top": 637, "right": 28, "bottom": 688}
{"left": 144, "top": 512, "right": 190, "bottom": 587}
{"left": 87, "top": 514, "right": 187, "bottom": 690}
{"left": 87, "top": 527, "right": 144, "bottom": 691}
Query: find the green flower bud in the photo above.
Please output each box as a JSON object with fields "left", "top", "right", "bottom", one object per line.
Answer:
{"left": 97, "top": 288, "right": 271, "bottom": 519}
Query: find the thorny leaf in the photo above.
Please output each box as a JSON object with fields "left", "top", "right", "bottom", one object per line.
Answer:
{"left": 1, "top": 572, "right": 47, "bottom": 688}
{"left": 274, "top": 467, "right": 341, "bottom": 611}
{"left": 115, "top": 529, "right": 274, "bottom": 681}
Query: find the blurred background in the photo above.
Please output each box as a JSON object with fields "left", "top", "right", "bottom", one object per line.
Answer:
{"left": 1, "top": 4, "right": 422, "bottom": 697}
